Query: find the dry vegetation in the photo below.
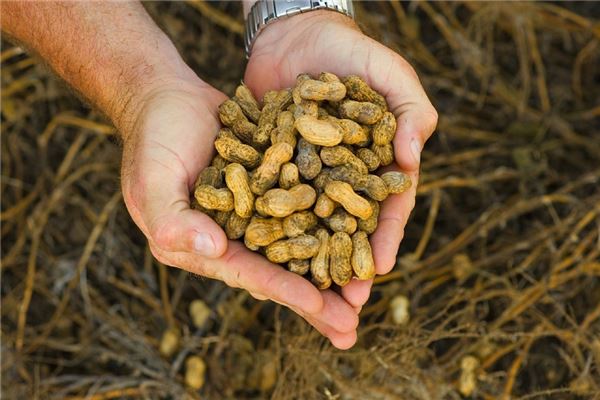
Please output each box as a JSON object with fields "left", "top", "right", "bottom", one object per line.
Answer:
{"left": 2, "top": 2, "right": 599, "bottom": 399}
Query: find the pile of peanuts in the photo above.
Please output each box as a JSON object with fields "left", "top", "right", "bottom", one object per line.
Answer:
{"left": 193, "top": 73, "right": 411, "bottom": 289}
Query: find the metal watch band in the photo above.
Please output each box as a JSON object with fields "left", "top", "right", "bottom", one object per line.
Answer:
{"left": 244, "top": 0, "right": 354, "bottom": 57}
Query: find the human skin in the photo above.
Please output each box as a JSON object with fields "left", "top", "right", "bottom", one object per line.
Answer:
{"left": 2, "top": 1, "right": 437, "bottom": 349}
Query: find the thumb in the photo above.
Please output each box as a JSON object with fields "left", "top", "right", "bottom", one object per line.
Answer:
{"left": 123, "top": 145, "right": 228, "bottom": 259}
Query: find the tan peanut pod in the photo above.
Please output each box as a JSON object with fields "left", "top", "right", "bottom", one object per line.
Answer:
{"left": 271, "top": 111, "right": 297, "bottom": 148}
{"left": 325, "top": 181, "right": 372, "bottom": 220}
{"left": 296, "top": 138, "right": 322, "bottom": 180}
{"left": 194, "top": 185, "right": 234, "bottom": 212}
{"left": 215, "top": 133, "right": 261, "bottom": 169}
{"left": 312, "top": 168, "right": 332, "bottom": 193}
{"left": 371, "top": 143, "right": 394, "bottom": 166}
{"left": 225, "top": 213, "right": 251, "bottom": 240}
{"left": 224, "top": 163, "right": 254, "bottom": 218}
{"left": 342, "top": 75, "right": 388, "bottom": 110}
{"left": 218, "top": 99, "right": 246, "bottom": 127}
{"left": 381, "top": 171, "right": 412, "bottom": 193}
{"left": 314, "top": 193, "right": 337, "bottom": 218}
{"left": 245, "top": 217, "right": 285, "bottom": 247}
{"left": 372, "top": 111, "right": 396, "bottom": 145}
{"left": 250, "top": 143, "right": 294, "bottom": 195}
{"left": 255, "top": 184, "right": 316, "bottom": 218}
{"left": 295, "top": 115, "right": 343, "bottom": 147}
{"left": 266, "top": 234, "right": 320, "bottom": 263}
{"left": 330, "top": 232, "right": 353, "bottom": 286}
{"left": 185, "top": 356, "right": 206, "bottom": 390}
{"left": 279, "top": 162, "right": 300, "bottom": 189}
{"left": 319, "top": 71, "right": 341, "bottom": 83}
{"left": 244, "top": 236, "right": 260, "bottom": 251}
{"left": 317, "top": 107, "right": 329, "bottom": 119}
{"left": 324, "top": 208, "right": 357, "bottom": 234}
{"left": 351, "top": 231, "right": 375, "bottom": 279}
{"left": 211, "top": 154, "right": 229, "bottom": 170}
{"left": 263, "top": 90, "right": 278, "bottom": 105}
{"left": 260, "top": 89, "right": 292, "bottom": 129}
{"left": 213, "top": 210, "right": 232, "bottom": 228}
{"left": 283, "top": 211, "right": 318, "bottom": 238}
{"left": 231, "top": 118, "right": 257, "bottom": 144}
{"left": 298, "top": 79, "right": 346, "bottom": 102}
{"left": 288, "top": 259, "right": 310, "bottom": 275}
{"left": 194, "top": 166, "right": 222, "bottom": 189}
{"left": 339, "top": 100, "right": 384, "bottom": 125}
{"left": 253, "top": 122, "right": 274, "bottom": 151}
{"left": 358, "top": 199, "right": 379, "bottom": 234}
{"left": 233, "top": 83, "right": 261, "bottom": 123}
{"left": 293, "top": 74, "right": 318, "bottom": 118}
{"left": 311, "top": 229, "right": 332, "bottom": 289}
{"left": 320, "top": 146, "right": 368, "bottom": 175}
{"left": 326, "top": 117, "right": 369, "bottom": 145}
{"left": 329, "top": 166, "right": 389, "bottom": 201}
{"left": 357, "top": 148, "right": 381, "bottom": 172}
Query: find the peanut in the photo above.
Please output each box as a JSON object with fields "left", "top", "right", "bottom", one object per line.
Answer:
{"left": 371, "top": 143, "right": 394, "bottom": 166}
{"left": 381, "top": 171, "right": 412, "bottom": 193}
{"left": 299, "top": 78, "right": 346, "bottom": 102}
{"left": 320, "top": 146, "right": 368, "bottom": 175}
{"left": 225, "top": 213, "right": 251, "bottom": 240}
{"left": 324, "top": 208, "right": 357, "bottom": 234}
{"left": 288, "top": 259, "right": 310, "bottom": 275}
{"left": 283, "top": 211, "right": 318, "bottom": 238}
{"left": 224, "top": 163, "right": 254, "bottom": 218}
{"left": 339, "top": 100, "right": 384, "bottom": 125}
{"left": 330, "top": 232, "right": 353, "bottom": 286}
{"left": 342, "top": 75, "right": 387, "bottom": 110}
{"left": 372, "top": 111, "right": 396, "bottom": 145}
{"left": 194, "top": 185, "right": 234, "bottom": 212}
{"left": 296, "top": 138, "right": 322, "bottom": 180}
{"left": 329, "top": 166, "right": 389, "bottom": 201}
{"left": 245, "top": 217, "right": 285, "bottom": 247}
{"left": 215, "top": 129, "right": 261, "bottom": 169}
{"left": 255, "top": 184, "right": 316, "bottom": 218}
{"left": 266, "top": 234, "right": 320, "bottom": 263}
{"left": 357, "top": 148, "right": 381, "bottom": 172}
{"left": 278, "top": 162, "right": 300, "bottom": 189}
{"left": 327, "top": 116, "right": 369, "bottom": 145}
{"left": 351, "top": 231, "right": 375, "bottom": 279}
{"left": 250, "top": 142, "right": 294, "bottom": 195}
{"left": 219, "top": 99, "right": 256, "bottom": 144}
{"left": 270, "top": 111, "right": 296, "bottom": 148}
{"left": 211, "top": 154, "right": 229, "bottom": 170}
{"left": 214, "top": 210, "right": 232, "bottom": 228}
{"left": 295, "top": 115, "right": 343, "bottom": 147}
{"left": 292, "top": 74, "right": 318, "bottom": 118}
{"left": 357, "top": 199, "right": 379, "bottom": 234}
{"left": 310, "top": 229, "right": 332, "bottom": 289}
{"left": 185, "top": 356, "right": 206, "bottom": 390}
{"left": 312, "top": 168, "right": 332, "bottom": 193}
{"left": 324, "top": 181, "right": 372, "bottom": 220}
{"left": 314, "top": 193, "right": 337, "bottom": 218}
{"left": 233, "top": 83, "right": 261, "bottom": 123}
{"left": 319, "top": 71, "right": 341, "bottom": 83}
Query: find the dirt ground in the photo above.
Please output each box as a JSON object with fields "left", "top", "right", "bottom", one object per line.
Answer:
{"left": 2, "top": 2, "right": 599, "bottom": 399}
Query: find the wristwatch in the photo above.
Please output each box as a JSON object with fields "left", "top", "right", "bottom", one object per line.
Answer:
{"left": 244, "top": 0, "right": 355, "bottom": 57}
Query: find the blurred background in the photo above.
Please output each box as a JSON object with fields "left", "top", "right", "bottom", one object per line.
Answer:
{"left": 2, "top": 2, "right": 599, "bottom": 399}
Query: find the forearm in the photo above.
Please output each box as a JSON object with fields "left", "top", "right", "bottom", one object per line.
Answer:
{"left": 1, "top": 1, "right": 195, "bottom": 133}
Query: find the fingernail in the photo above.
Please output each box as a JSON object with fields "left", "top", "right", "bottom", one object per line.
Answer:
{"left": 410, "top": 138, "right": 421, "bottom": 165}
{"left": 194, "top": 233, "right": 216, "bottom": 256}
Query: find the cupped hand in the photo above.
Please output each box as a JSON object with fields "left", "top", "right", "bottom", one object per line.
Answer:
{"left": 119, "top": 76, "right": 358, "bottom": 349}
{"left": 245, "top": 11, "right": 438, "bottom": 322}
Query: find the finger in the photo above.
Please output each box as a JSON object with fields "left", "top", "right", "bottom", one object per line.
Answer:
{"left": 292, "top": 306, "right": 358, "bottom": 350}
{"left": 341, "top": 278, "right": 373, "bottom": 308}
{"left": 370, "top": 167, "right": 419, "bottom": 275}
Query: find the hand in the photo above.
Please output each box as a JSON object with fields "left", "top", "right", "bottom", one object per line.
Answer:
{"left": 120, "top": 73, "right": 358, "bottom": 349}
{"left": 245, "top": 11, "right": 438, "bottom": 326}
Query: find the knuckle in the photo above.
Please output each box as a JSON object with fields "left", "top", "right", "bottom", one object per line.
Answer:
{"left": 149, "top": 219, "right": 176, "bottom": 251}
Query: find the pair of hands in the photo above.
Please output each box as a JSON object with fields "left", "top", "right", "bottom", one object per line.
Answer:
{"left": 121, "top": 11, "right": 437, "bottom": 349}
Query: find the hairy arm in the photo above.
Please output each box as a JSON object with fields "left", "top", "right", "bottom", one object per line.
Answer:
{"left": 1, "top": 1, "right": 195, "bottom": 135}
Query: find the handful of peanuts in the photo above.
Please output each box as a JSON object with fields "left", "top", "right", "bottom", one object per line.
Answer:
{"left": 193, "top": 72, "right": 411, "bottom": 289}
